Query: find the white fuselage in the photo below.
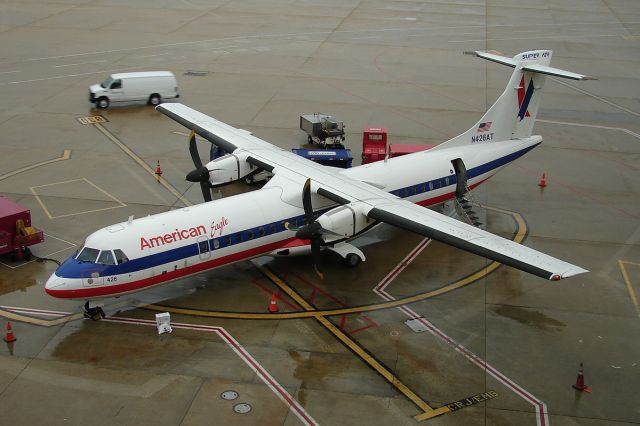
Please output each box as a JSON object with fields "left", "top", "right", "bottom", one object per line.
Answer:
{"left": 45, "top": 137, "right": 541, "bottom": 300}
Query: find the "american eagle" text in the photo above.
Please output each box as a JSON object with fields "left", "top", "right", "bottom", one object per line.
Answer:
{"left": 140, "top": 225, "right": 207, "bottom": 250}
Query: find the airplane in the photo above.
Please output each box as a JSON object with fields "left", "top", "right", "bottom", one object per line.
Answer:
{"left": 45, "top": 49, "right": 592, "bottom": 319}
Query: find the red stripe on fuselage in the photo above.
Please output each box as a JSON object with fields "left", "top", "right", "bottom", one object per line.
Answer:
{"left": 47, "top": 176, "right": 492, "bottom": 299}
{"left": 46, "top": 237, "right": 298, "bottom": 299}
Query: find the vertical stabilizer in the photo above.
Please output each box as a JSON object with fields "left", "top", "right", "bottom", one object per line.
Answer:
{"left": 433, "top": 50, "right": 593, "bottom": 150}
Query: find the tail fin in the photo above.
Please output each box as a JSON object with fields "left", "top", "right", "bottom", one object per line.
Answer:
{"left": 434, "top": 50, "right": 594, "bottom": 150}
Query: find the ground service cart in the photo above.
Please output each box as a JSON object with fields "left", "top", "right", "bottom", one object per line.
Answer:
{"left": 291, "top": 148, "right": 353, "bottom": 168}
{"left": 0, "top": 196, "right": 44, "bottom": 260}
{"left": 300, "top": 113, "right": 346, "bottom": 148}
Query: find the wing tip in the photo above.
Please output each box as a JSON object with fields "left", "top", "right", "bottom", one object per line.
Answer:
{"left": 550, "top": 267, "right": 589, "bottom": 281}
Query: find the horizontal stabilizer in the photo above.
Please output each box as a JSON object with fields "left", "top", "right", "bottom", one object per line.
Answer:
{"left": 465, "top": 50, "right": 596, "bottom": 80}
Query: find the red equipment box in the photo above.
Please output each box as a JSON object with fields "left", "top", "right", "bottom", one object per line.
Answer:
{"left": 362, "top": 127, "right": 388, "bottom": 164}
{"left": 0, "top": 196, "right": 44, "bottom": 256}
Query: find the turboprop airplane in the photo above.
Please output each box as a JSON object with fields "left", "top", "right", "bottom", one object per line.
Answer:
{"left": 46, "top": 50, "right": 592, "bottom": 319}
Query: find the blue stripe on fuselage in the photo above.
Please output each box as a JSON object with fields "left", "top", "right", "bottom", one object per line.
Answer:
{"left": 56, "top": 143, "right": 539, "bottom": 279}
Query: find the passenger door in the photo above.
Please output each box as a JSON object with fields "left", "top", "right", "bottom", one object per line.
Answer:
{"left": 197, "top": 236, "right": 211, "bottom": 261}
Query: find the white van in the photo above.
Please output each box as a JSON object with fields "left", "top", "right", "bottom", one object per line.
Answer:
{"left": 89, "top": 71, "right": 179, "bottom": 109}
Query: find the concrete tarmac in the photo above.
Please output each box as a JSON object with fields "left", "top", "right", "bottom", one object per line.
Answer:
{"left": 1, "top": 1, "right": 639, "bottom": 425}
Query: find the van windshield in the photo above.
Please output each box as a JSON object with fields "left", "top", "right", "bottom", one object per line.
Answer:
{"left": 100, "top": 77, "right": 114, "bottom": 89}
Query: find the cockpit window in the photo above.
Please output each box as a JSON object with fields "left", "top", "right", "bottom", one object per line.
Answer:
{"left": 97, "top": 250, "right": 116, "bottom": 265}
{"left": 76, "top": 247, "right": 99, "bottom": 262}
{"left": 113, "top": 249, "right": 129, "bottom": 264}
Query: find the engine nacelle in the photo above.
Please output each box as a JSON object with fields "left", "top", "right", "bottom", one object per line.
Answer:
{"left": 206, "top": 153, "right": 255, "bottom": 186}
{"left": 316, "top": 202, "right": 372, "bottom": 242}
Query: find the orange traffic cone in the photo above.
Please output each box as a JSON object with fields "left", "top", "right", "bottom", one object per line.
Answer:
{"left": 155, "top": 160, "right": 163, "bottom": 177}
{"left": 572, "top": 362, "right": 592, "bottom": 393}
{"left": 268, "top": 293, "right": 279, "bottom": 313}
{"left": 4, "top": 322, "right": 16, "bottom": 343}
{"left": 538, "top": 172, "right": 547, "bottom": 188}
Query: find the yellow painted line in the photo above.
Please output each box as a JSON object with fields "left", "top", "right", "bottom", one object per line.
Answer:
{"left": 259, "top": 265, "right": 439, "bottom": 418}
{"left": 93, "top": 122, "right": 192, "bottom": 207}
{"left": 0, "top": 309, "right": 84, "bottom": 326}
{"left": 0, "top": 149, "right": 71, "bottom": 181}
{"left": 618, "top": 260, "right": 640, "bottom": 319}
{"left": 30, "top": 177, "right": 127, "bottom": 219}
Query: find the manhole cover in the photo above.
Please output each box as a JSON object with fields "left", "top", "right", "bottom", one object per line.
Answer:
{"left": 184, "top": 70, "right": 209, "bottom": 76}
{"left": 233, "top": 403, "right": 252, "bottom": 414}
{"left": 221, "top": 390, "right": 239, "bottom": 401}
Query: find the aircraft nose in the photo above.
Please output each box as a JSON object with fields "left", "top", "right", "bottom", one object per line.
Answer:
{"left": 44, "top": 273, "right": 66, "bottom": 296}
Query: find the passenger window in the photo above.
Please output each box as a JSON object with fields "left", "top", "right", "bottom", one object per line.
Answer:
{"left": 445, "top": 177, "right": 450, "bottom": 186}
{"left": 211, "top": 239, "right": 220, "bottom": 250}
{"left": 247, "top": 230, "right": 254, "bottom": 240}
{"left": 110, "top": 80, "right": 122, "bottom": 89}
{"left": 428, "top": 182, "right": 433, "bottom": 191}
{"left": 258, "top": 226, "right": 265, "bottom": 237}
{"left": 114, "top": 249, "right": 129, "bottom": 264}
{"left": 77, "top": 247, "right": 99, "bottom": 262}
{"left": 97, "top": 250, "right": 116, "bottom": 265}
{"left": 270, "top": 223, "right": 277, "bottom": 234}
{"left": 223, "top": 236, "right": 231, "bottom": 246}
{"left": 198, "top": 240, "right": 209, "bottom": 253}
{"left": 421, "top": 184, "right": 426, "bottom": 193}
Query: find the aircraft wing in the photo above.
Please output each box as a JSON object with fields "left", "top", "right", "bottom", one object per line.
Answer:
{"left": 364, "top": 200, "right": 587, "bottom": 280}
{"left": 157, "top": 103, "right": 588, "bottom": 281}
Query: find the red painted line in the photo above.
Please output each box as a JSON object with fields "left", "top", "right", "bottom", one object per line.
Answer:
{"left": 250, "top": 277, "right": 301, "bottom": 311}
{"left": 373, "top": 240, "right": 550, "bottom": 426}
{"left": 2, "top": 306, "right": 318, "bottom": 425}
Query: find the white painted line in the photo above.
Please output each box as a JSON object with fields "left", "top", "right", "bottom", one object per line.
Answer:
{"left": 138, "top": 53, "right": 168, "bottom": 58}
{"left": 373, "top": 239, "right": 550, "bottom": 426}
{"left": 1, "top": 306, "right": 318, "bottom": 426}
{"left": 547, "top": 79, "right": 640, "bottom": 118}
{"left": 0, "top": 233, "right": 76, "bottom": 269}
{"left": 0, "top": 70, "right": 20, "bottom": 75}
{"left": 53, "top": 60, "right": 107, "bottom": 68}
{"left": 0, "top": 67, "right": 138, "bottom": 86}
{"left": 449, "top": 33, "right": 620, "bottom": 43}
{"left": 538, "top": 119, "right": 640, "bottom": 139}
{"left": 4, "top": 21, "right": 638, "bottom": 65}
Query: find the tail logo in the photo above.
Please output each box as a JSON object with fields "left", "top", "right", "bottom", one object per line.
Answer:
{"left": 477, "top": 122, "right": 492, "bottom": 132}
{"left": 517, "top": 76, "right": 534, "bottom": 120}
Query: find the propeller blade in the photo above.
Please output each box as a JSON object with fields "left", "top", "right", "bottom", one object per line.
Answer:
{"left": 302, "top": 178, "right": 314, "bottom": 224}
{"left": 295, "top": 221, "right": 322, "bottom": 240}
{"left": 200, "top": 181, "right": 212, "bottom": 202}
{"left": 186, "top": 166, "right": 209, "bottom": 182}
{"left": 188, "top": 130, "right": 203, "bottom": 169}
{"left": 311, "top": 238, "right": 323, "bottom": 279}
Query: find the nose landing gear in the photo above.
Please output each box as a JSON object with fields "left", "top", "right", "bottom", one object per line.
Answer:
{"left": 84, "top": 301, "right": 105, "bottom": 321}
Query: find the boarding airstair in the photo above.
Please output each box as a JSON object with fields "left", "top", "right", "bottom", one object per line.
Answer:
{"left": 453, "top": 183, "right": 483, "bottom": 228}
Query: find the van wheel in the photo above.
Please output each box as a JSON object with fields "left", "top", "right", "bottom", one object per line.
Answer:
{"left": 149, "top": 94, "right": 161, "bottom": 106}
{"left": 97, "top": 97, "right": 109, "bottom": 108}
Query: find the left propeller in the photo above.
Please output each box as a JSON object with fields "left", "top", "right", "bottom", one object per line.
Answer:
{"left": 186, "top": 130, "right": 213, "bottom": 202}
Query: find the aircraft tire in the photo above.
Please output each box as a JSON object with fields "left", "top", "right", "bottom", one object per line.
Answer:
{"left": 344, "top": 253, "right": 362, "bottom": 268}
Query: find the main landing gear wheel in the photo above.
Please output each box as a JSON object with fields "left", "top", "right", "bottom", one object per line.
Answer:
{"left": 84, "top": 301, "right": 105, "bottom": 321}
{"left": 343, "top": 252, "right": 362, "bottom": 268}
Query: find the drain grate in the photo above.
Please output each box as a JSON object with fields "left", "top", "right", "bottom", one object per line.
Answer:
{"left": 184, "top": 70, "right": 209, "bottom": 76}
